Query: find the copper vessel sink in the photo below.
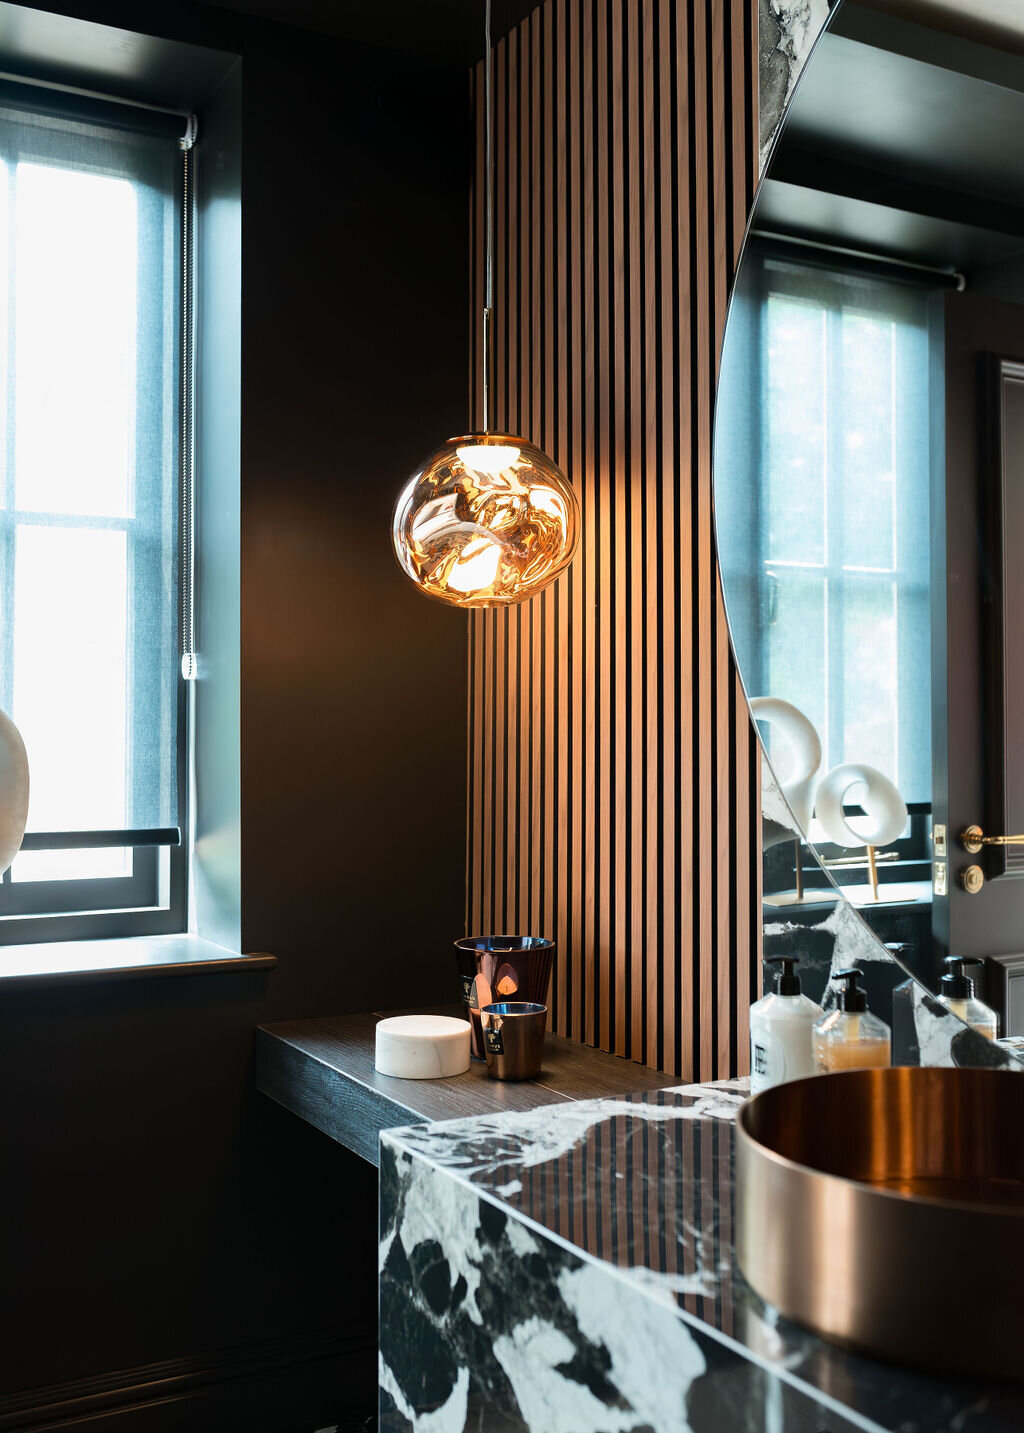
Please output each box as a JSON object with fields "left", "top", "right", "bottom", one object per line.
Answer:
{"left": 736, "top": 1067, "right": 1024, "bottom": 1380}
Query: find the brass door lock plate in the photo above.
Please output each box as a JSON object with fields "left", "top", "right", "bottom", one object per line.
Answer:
{"left": 934, "top": 861, "right": 947, "bottom": 896}
{"left": 960, "top": 864, "right": 985, "bottom": 895}
{"left": 932, "top": 823, "right": 947, "bottom": 858}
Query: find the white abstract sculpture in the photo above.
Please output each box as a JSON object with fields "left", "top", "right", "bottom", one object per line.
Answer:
{"left": 815, "top": 762, "right": 907, "bottom": 849}
{"left": 815, "top": 762, "right": 907, "bottom": 901}
{"left": 749, "top": 697, "right": 822, "bottom": 834}
{"left": 0, "top": 709, "right": 29, "bottom": 875}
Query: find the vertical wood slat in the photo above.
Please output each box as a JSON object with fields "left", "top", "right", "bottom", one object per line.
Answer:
{"left": 611, "top": 0, "right": 627, "bottom": 1059}
{"left": 626, "top": 0, "right": 644, "bottom": 1064}
{"left": 467, "top": 0, "right": 761, "bottom": 1078}
{"left": 554, "top": 0, "right": 572, "bottom": 1034}
{"left": 642, "top": 0, "right": 659, "bottom": 1071}
{"left": 595, "top": 0, "right": 612, "bottom": 1053}
{"left": 566, "top": 0, "right": 582, "bottom": 1045}
{"left": 582, "top": 0, "right": 598, "bottom": 1050}
{"left": 505, "top": 27, "right": 520, "bottom": 953}
{"left": 657, "top": 0, "right": 677, "bottom": 1076}
{"left": 691, "top": 0, "right": 713, "bottom": 1084}
{"left": 530, "top": 3, "right": 545, "bottom": 976}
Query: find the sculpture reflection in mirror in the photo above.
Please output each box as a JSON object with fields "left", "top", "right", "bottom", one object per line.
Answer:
{"left": 750, "top": 696, "right": 830, "bottom": 907}
{"left": 753, "top": 697, "right": 911, "bottom": 909}
{"left": 815, "top": 763, "right": 909, "bottom": 905}
{"left": 716, "top": 0, "right": 1024, "bottom": 1063}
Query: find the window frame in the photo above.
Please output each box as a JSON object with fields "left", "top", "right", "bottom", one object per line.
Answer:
{"left": 0, "top": 89, "right": 189, "bottom": 945}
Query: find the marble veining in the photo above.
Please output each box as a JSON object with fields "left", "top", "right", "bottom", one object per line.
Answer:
{"left": 380, "top": 1085, "right": 1024, "bottom": 1432}
{"left": 386, "top": 1083, "right": 745, "bottom": 1182}
{"left": 758, "top": 0, "right": 834, "bottom": 169}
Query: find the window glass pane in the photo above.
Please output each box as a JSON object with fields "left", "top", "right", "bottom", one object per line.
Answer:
{"left": 841, "top": 577, "right": 899, "bottom": 781}
{"left": 13, "top": 524, "right": 128, "bottom": 833}
{"left": 12, "top": 847, "right": 129, "bottom": 882}
{"left": 0, "top": 103, "right": 180, "bottom": 905}
{"left": 738, "top": 253, "right": 933, "bottom": 807}
{"left": 14, "top": 163, "right": 135, "bottom": 518}
{"left": 839, "top": 310, "right": 896, "bottom": 571}
{"left": 0, "top": 101, "right": 182, "bottom": 924}
{"left": 764, "top": 295, "right": 827, "bottom": 565}
{"left": 0, "top": 158, "right": 7, "bottom": 490}
{"left": 766, "top": 571, "right": 828, "bottom": 765}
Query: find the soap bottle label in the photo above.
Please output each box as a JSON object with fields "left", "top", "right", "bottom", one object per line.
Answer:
{"left": 750, "top": 1027, "right": 786, "bottom": 1094}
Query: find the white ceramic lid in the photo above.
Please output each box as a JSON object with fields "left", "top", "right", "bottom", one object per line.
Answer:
{"left": 374, "top": 1014, "right": 472, "bottom": 1079}
{"left": 375, "top": 1015, "right": 470, "bottom": 1042}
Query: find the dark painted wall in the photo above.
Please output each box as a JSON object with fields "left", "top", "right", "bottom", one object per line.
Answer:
{"left": 237, "top": 19, "right": 471, "bottom": 1015}
{"left": 0, "top": 3, "right": 470, "bottom": 1426}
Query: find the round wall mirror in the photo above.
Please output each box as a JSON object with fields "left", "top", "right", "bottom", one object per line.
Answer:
{"left": 716, "top": 0, "right": 1024, "bottom": 1066}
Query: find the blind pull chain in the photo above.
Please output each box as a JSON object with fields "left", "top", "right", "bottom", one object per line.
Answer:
{"left": 179, "top": 116, "right": 198, "bottom": 681}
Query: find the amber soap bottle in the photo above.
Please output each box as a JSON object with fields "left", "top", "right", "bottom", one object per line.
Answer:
{"left": 813, "top": 968, "right": 891, "bottom": 1073}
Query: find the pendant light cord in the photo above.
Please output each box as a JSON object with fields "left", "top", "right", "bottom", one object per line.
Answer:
{"left": 482, "top": 0, "right": 494, "bottom": 433}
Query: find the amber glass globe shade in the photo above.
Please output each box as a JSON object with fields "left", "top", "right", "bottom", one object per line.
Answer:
{"left": 392, "top": 433, "right": 580, "bottom": 608}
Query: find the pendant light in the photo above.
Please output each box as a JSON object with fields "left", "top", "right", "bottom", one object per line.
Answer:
{"left": 391, "top": 0, "right": 579, "bottom": 609}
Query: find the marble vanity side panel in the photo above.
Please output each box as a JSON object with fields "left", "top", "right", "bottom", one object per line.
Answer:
{"left": 378, "top": 1137, "right": 863, "bottom": 1433}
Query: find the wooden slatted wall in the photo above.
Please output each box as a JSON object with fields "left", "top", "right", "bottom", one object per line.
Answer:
{"left": 467, "top": 0, "right": 761, "bottom": 1079}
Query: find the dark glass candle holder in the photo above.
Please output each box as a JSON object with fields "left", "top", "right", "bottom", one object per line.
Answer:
{"left": 454, "top": 935, "right": 554, "bottom": 1060}
{"left": 480, "top": 1002, "right": 547, "bottom": 1080}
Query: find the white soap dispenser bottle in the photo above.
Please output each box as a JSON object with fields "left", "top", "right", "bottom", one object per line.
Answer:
{"left": 750, "top": 956, "right": 823, "bottom": 1094}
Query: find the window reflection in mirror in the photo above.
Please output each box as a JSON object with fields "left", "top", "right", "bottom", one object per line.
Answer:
{"left": 721, "top": 249, "right": 932, "bottom": 804}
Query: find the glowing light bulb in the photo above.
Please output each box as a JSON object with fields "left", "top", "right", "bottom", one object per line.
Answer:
{"left": 447, "top": 536, "right": 502, "bottom": 594}
{"left": 528, "top": 487, "right": 565, "bottom": 518}
{"left": 392, "top": 433, "right": 579, "bottom": 608}
{"left": 456, "top": 443, "right": 521, "bottom": 475}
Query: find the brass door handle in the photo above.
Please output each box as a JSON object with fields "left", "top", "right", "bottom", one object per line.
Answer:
{"left": 960, "top": 824, "right": 1024, "bottom": 854}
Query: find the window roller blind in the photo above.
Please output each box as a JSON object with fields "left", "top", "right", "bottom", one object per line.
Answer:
{"left": 0, "top": 98, "right": 182, "bottom": 839}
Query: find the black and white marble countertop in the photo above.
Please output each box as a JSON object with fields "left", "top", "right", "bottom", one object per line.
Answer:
{"left": 380, "top": 1082, "right": 1024, "bottom": 1433}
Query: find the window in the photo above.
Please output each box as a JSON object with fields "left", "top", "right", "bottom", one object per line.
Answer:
{"left": 0, "top": 85, "right": 188, "bottom": 940}
{"left": 720, "top": 246, "right": 932, "bottom": 807}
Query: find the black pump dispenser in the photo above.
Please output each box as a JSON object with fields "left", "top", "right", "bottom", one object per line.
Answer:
{"left": 766, "top": 955, "right": 802, "bottom": 996}
{"left": 941, "top": 955, "right": 983, "bottom": 1000}
{"left": 834, "top": 968, "right": 867, "bottom": 1012}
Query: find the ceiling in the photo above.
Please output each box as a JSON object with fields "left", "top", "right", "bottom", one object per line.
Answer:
{"left": 754, "top": 2, "right": 1024, "bottom": 276}
{"left": 859, "top": 0, "right": 1024, "bottom": 57}
{"left": 200, "top": 0, "right": 542, "bottom": 64}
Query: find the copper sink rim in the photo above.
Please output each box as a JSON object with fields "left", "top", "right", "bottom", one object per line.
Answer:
{"left": 738, "top": 1067, "right": 1024, "bottom": 1218}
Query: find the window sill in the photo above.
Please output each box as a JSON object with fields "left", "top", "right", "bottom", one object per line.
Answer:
{"left": 0, "top": 935, "right": 275, "bottom": 989}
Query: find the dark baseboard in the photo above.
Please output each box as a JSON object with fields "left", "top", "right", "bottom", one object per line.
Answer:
{"left": 0, "top": 1325, "right": 376, "bottom": 1433}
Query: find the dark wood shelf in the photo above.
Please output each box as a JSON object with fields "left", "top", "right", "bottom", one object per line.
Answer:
{"left": 257, "top": 1008, "right": 669, "bottom": 1166}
